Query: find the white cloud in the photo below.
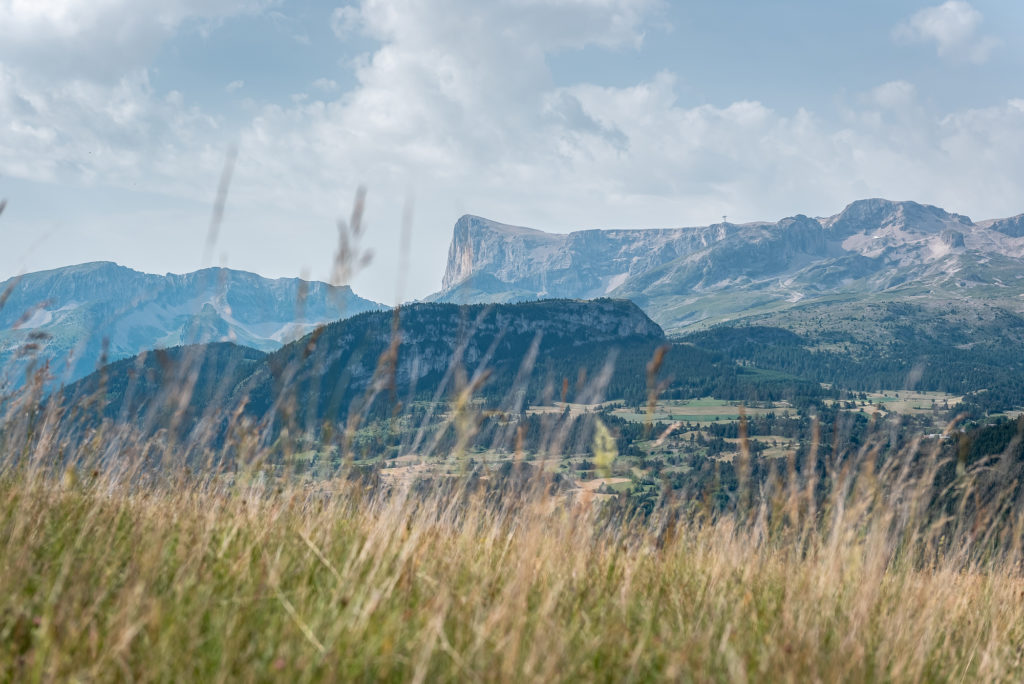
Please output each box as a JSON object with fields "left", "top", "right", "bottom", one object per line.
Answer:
{"left": 354, "top": 0, "right": 660, "bottom": 52}
{"left": 330, "top": 5, "right": 361, "bottom": 38}
{"left": 1, "top": 0, "right": 1022, "bottom": 300}
{"left": 893, "top": 1, "right": 1000, "bottom": 64}
{"left": 0, "top": 63, "right": 223, "bottom": 193}
{"left": 226, "top": 80, "right": 245, "bottom": 93}
{"left": 1, "top": 0, "right": 664, "bottom": 210}
{"left": 218, "top": 58, "right": 1024, "bottom": 294}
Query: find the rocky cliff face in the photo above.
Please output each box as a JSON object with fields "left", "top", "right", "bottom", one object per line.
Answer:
{"left": 980, "top": 214, "right": 1024, "bottom": 238}
{"left": 439, "top": 214, "right": 739, "bottom": 301}
{"left": 0, "top": 262, "right": 384, "bottom": 386}
{"left": 435, "top": 199, "right": 1024, "bottom": 333}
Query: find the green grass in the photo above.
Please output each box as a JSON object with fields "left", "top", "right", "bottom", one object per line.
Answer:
{"left": 612, "top": 398, "right": 784, "bottom": 425}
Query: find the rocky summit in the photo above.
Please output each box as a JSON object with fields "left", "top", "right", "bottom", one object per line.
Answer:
{"left": 434, "top": 199, "right": 1024, "bottom": 334}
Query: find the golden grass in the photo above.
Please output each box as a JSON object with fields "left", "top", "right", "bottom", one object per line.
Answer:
{"left": 0, "top": 326, "right": 1022, "bottom": 680}
{"left": 1, "top": 456, "right": 1023, "bottom": 682}
{"left": 1, "top": 310, "right": 1022, "bottom": 681}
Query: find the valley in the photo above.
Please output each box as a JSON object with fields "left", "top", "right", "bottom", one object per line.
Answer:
{"left": 10, "top": 270, "right": 1019, "bottom": 516}
{"left": 6, "top": 2, "right": 1024, "bottom": 677}
{"left": 4, "top": 203, "right": 1024, "bottom": 682}
{"left": 275, "top": 387, "right": 970, "bottom": 509}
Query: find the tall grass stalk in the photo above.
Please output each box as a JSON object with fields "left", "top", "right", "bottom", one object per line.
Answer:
{"left": 1, "top": 427, "right": 1023, "bottom": 680}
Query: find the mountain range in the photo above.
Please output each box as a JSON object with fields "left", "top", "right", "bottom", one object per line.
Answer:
{"left": 6, "top": 197, "right": 1024, "bottom": 393}
{"left": 433, "top": 199, "right": 1024, "bottom": 335}
{"left": 0, "top": 262, "right": 383, "bottom": 386}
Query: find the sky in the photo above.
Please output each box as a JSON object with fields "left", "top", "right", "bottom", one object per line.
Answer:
{"left": 0, "top": 0, "right": 1022, "bottom": 304}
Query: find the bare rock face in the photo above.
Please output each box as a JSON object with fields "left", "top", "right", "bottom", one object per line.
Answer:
{"left": 941, "top": 229, "right": 966, "bottom": 249}
{"left": 823, "top": 198, "right": 973, "bottom": 238}
{"left": 434, "top": 199, "right": 1024, "bottom": 333}
{"left": 981, "top": 214, "right": 1024, "bottom": 238}
{"left": 440, "top": 214, "right": 740, "bottom": 301}
{"left": 442, "top": 216, "right": 564, "bottom": 291}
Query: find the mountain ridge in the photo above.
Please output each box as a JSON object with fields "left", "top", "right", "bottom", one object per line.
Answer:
{"left": 434, "top": 199, "right": 1024, "bottom": 333}
{"left": 0, "top": 261, "right": 385, "bottom": 386}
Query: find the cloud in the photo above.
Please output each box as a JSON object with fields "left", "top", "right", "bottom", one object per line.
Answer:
{"left": 0, "top": 0, "right": 664, "bottom": 207}
{"left": 871, "top": 81, "right": 916, "bottom": 110}
{"left": 225, "top": 62, "right": 1024, "bottom": 254}
{"left": 312, "top": 78, "right": 339, "bottom": 92}
{"left": 1, "top": 0, "right": 1022, "bottom": 299}
{"left": 893, "top": 1, "right": 1000, "bottom": 64}
{"left": 0, "top": 63, "right": 223, "bottom": 193}
{"left": 330, "top": 5, "right": 361, "bottom": 38}
{"left": 226, "top": 80, "right": 245, "bottom": 93}
{"left": 353, "top": 0, "right": 660, "bottom": 52}
{"left": 0, "top": 0, "right": 273, "bottom": 80}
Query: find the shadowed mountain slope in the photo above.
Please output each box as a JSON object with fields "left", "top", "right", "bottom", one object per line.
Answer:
{"left": 53, "top": 299, "right": 676, "bottom": 445}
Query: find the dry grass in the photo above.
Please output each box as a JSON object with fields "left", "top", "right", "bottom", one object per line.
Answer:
{"left": 0, "top": 445, "right": 1022, "bottom": 681}
{"left": 0, "top": 317, "right": 1022, "bottom": 681}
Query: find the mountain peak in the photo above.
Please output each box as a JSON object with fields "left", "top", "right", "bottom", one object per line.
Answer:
{"left": 443, "top": 215, "right": 565, "bottom": 290}
{"left": 1, "top": 261, "right": 130, "bottom": 283}
{"left": 830, "top": 198, "right": 972, "bottom": 232}
{"left": 823, "top": 199, "right": 973, "bottom": 239}
{"left": 453, "top": 214, "right": 560, "bottom": 239}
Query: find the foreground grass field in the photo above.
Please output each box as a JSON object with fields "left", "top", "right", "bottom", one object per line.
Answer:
{"left": 2, "top": 464, "right": 1023, "bottom": 682}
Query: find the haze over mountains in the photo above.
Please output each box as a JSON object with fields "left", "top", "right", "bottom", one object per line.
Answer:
{"left": 11, "top": 196, "right": 1024, "bottom": 476}
{"left": 0, "top": 262, "right": 383, "bottom": 385}
{"left": 5, "top": 197, "right": 1024, "bottom": 391}
{"left": 434, "top": 199, "right": 1024, "bottom": 334}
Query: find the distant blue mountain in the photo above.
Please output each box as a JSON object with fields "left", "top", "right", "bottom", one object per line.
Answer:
{"left": 0, "top": 262, "right": 385, "bottom": 387}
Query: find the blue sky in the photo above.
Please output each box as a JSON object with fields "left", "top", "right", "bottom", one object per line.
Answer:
{"left": 1, "top": 0, "right": 1022, "bottom": 303}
